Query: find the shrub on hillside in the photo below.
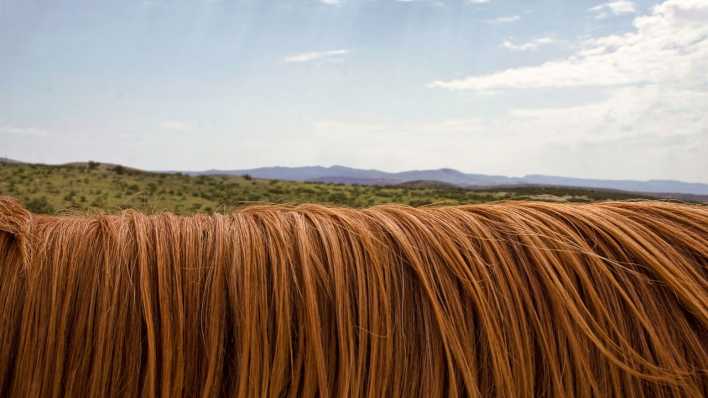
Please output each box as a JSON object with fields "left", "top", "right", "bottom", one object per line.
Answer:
{"left": 26, "top": 196, "right": 55, "bottom": 214}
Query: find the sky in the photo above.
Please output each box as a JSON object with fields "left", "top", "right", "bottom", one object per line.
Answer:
{"left": 1, "top": 0, "right": 707, "bottom": 182}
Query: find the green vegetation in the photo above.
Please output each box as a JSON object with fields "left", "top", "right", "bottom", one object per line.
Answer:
{"left": 0, "top": 162, "right": 653, "bottom": 215}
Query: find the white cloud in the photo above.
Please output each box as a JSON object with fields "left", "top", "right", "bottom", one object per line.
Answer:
{"left": 430, "top": 0, "right": 708, "bottom": 91}
{"left": 487, "top": 15, "right": 520, "bottom": 23}
{"left": 283, "top": 49, "right": 350, "bottom": 63}
{"left": 319, "top": 0, "right": 341, "bottom": 5}
{"left": 467, "top": 0, "right": 491, "bottom": 3}
{"left": 426, "top": 0, "right": 708, "bottom": 182}
{"left": 311, "top": 82, "right": 707, "bottom": 181}
{"left": 500, "top": 85, "right": 708, "bottom": 181}
{"left": 502, "top": 37, "right": 558, "bottom": 51}
{"left": 506, "top": 86, "right": 707, "bottom": 144}
{"left": 159, "top": 121, "right": 191, "bottom": 131}
{"left": 0, "top": 125, "right": 48, "bottom": 136}
{"left": 589, "top": 1, "right": 638, "bottom": 19}
{"left": 395, "top": 0, "right": 446, "bottom": 5}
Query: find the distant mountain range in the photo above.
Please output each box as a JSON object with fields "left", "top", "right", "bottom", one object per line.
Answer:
{"left": 2, "top": 157, "right": 705, "bottom": 198}
{"left": 189, "top": 165, "right": 708, "bottom": 196}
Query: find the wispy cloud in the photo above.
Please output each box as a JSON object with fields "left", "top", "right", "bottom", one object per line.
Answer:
{"left": 486, "top": 15, "right": 520, "bottom": 24}
{"left": 0, "top": 125, "right": 48, "bottom": 137}
{"left": 319, "top": 0, "right": 341, "bottom": 5}
{"left": 430, "top": 0, "right": 707, "bottom": 91}
{"left": 427, "top": 0, "right": 708, "bottom": 182}
{"left": 159, "top": 121, "right": 191, "bottom": 131}
{"left": 283, "top": 49, "right": 350, "bottom": 63}
{"left": 467, "top": 0, "right": 491, "bottom": 4}
{"left": 589, "top": 1, "right": 638, "bottom": 19}
{"left": 395, "top": 0, "right": 446, "bottom": 5}
{"left": 502, "top": 37, "right": 557, "bottom": 51}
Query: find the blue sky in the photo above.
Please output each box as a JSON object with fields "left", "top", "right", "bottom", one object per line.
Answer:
{"left": 1, "top": 0, "right": 707, "bottom": 182}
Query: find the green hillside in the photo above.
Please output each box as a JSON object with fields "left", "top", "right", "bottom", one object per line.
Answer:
{"left": 0, "top": 162, "right": 654, "bottom": 215}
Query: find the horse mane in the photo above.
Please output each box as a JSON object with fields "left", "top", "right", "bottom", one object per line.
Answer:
{"left": 1, "top": 196, "right": 706, "bottom": 397}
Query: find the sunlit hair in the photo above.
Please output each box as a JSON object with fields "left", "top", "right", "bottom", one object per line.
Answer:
{"left": 0, "top": 196, "right": 706, "bottom": 397}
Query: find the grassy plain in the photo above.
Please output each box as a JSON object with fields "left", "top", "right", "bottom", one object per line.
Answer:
{"left": 0, "top": 162, "right": 654, "bottom": 215}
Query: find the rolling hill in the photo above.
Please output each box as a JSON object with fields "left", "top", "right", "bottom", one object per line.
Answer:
{"left": 189, "top": 165, "right": 708, "bottom": 196}
{"left": 1, "top": 160, "right": 684, "bottom": 215}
